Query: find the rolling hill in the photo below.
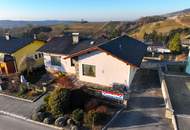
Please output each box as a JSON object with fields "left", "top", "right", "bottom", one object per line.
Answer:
{"left": 130, "top": 9, "right": 190, "bottom": 40}
{"left": 0, "top": 20, "right": 75, "bottom": 28}
{"left": 0, "top": 8, "right": 190, "bottom": 41}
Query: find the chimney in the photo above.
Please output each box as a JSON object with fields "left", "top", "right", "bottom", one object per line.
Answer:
{"left": 33, "top": 34, "right": 37, "bottom": 40}
{"left": 5, "top": 33, "right": 11, "bottom": 40}
{"left": 72, "top": 33, "right": 79, "bottom": 44}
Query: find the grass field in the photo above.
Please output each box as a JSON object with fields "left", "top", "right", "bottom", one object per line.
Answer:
{"left": 51, "top": 22, "right": 106, "bottom": 34}
{"left": 49, "top": 14, "right": 190, "bottom": 40}
{"left": 133, "top": 19, "right": 187, "bottom": 40}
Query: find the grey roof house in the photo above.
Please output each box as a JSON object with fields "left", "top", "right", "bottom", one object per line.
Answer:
{"left": 39, "top": 33, "right": 147, "bottom": 87}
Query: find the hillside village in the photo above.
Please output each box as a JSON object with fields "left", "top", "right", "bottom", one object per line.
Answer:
{"left": 0, "top": 8, "right": 190, "bottom": 130}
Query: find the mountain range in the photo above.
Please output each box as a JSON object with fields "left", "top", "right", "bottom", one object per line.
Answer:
{"left": 0, "top": 20, "right": 75, "bottom": 28}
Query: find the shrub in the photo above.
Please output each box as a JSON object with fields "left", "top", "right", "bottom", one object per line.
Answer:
{"left": 70, "top": 125, "right": 79, "bottom": 130}
{"left": 94, "top": 112, "right": 108, "bottom": 125}
{"left": 28, "top": 89, "right": 38, "bottom": 97}
{"left": 70, "top": 89, "right": 89, "bottom": 110}
{"left": 48, "top": 88, "right": 70, "bottom": 116}
{"left": 44, "top": 94, "right": 50, "bottom": 104}
{"left": 34, "top": 104, "right": 47, "bottom": 113}
{"left": 56, "top": 76, "right": 74, "bottom": 88}
{"left": 67, "top": 118, "right": 74, "bottom": 126}
{"left": 48, "top": 88, "right": 70, "bottom": 117}
{"left": 18, "top": 83, "right": 28, "bottom": 95}
{"left": 54, "top": 116, "right": 68, "bottom": 127}
{"left": 32, "top": 112, "right": 46, "bottom": 122}
{"left": 43, "top": 116, "right": 54, "bottom": 124}
{"left": 84, "top": 110, "right": 96, "bottom": 125}
{"left": 72, "top": 109, "right": 84, "bottom": 122}
{"left": 84, "top": 110, "right": 107, "bottom": 125}
{"left": 84, "top": 99, "right": 98, "bottom": 111}
{"left": 58, "top": 72, "right": 65, "bottom": 77}
{"left": 96, "top": 105, "right": 108, "bottom": 113}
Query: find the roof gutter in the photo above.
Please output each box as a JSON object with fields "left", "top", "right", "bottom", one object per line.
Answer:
{"left": 64, "top": 45, "right": 139, "bottom": 67}
{"left": 64, "top": 46, "right": 99, "bottom": 59}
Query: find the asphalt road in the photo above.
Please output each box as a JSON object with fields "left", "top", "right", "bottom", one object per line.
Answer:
{"left": 108, "top": 69, "right": 172, "bottom": 130}
{"left": 0, "top": 114, "right": 56, "bottom": 130}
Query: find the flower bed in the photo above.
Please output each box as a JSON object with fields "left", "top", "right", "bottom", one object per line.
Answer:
{"left": 0, "top": 80, "right": 46, "bottom": 102}
{"left": 0, "top": 66, "right": 53, "bottom": 102}
{"left": 32, "top": 87, "right": 120, "bottom": 129}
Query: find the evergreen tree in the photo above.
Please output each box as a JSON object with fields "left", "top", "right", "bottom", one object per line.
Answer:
{"left": 168, "top": 33, "right": 181, "bottom": 53}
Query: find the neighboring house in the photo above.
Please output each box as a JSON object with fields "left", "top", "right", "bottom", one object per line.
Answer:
{"left": 0, "top": 34, "right": 46, "bottom": 75}
{"left": 147, "top": 45, "right": 171, "bottom": 53}
{"left": 39, "top": 33, "right": 147, "bottom": 87}
{"left": 182, "top": 35, "right": 190, "bottom": 48}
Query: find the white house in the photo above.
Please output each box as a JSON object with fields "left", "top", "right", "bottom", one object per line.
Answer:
{"left": 39, "top": 33, "right": 147, "bottom": 88}
{"left": 147, "top": 45, "right": 171, "bottom": 53}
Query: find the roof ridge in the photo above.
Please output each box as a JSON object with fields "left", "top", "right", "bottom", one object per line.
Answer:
{"left": 97, "top": 35, "right": 126, "bottom": 47}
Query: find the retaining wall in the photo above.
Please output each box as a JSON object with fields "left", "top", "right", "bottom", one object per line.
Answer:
{"left": 158, "top": 67, "right": 178, "bottom": 130}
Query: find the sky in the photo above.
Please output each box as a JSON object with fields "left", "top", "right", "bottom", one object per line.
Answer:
{"left": 0, "top": 0, "right": 189, "bottom": 21}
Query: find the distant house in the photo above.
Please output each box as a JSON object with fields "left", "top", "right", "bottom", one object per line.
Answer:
{"left": 0, "top": 34, "right": 46, "bottom": 75}
{"left": 39, "top": 33, "right": 147, "bottom": 87}
{"left": 147, "top": 45, "right": 171, "bottom": 53}
{"left": 182, "top": 35, "right": 190, "bottom": 48}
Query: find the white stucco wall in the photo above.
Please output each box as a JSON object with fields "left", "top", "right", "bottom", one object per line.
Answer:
{"left": 78, "top": 51, "right": 137, "bottom": 87}
{"left": 128, "top": 66, "right": 138, "bottom": 86}
{"left": 43, "top": 53, "right": 76, "bottom": 74}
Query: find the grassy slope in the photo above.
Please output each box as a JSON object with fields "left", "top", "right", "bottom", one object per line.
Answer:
{"left": 51, "top": 22, "right": 106, "bottom": 34}
{"left": 49, "top": 14, "right": 190, "bottom": 40}
{"left": 179, "top": 14, "right": 190, "bottom": 26}
{"left": 132, "top": 19, "right": 187, "bottom": 40}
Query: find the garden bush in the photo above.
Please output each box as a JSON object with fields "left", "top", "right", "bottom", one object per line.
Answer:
{"left": 96, "top": 105, "right": 108, "bottom": 113}
{"left": 70, "top": 89, "right": 90, "bottom": 110}
{"left": 56, "top": 76, "right": 74, "bottom": 88}
{"left": 43, "top": 116, "right": 54, "bottom": 124}
{"left": 58, "top": 72, "right": 65, "bottom": 77}
{"left": 84, "top": 110, "right": 96, "bottom": 125}
{"left": 70, "top": 125, "right": 79, "bottom": 130}
{"left": 43, "top": 94, "right": 51, "bottom": 111}
{"left": 84, "top": 99, "right": 99, "bottom": 111}
{"left": 18, "top": 83, "right": 28, "bottom": 95}
{"left": 34, "top": 104, "right": 47, "bottom": 113}
{"left": 94, "top": 112, "right": 108, "bottom": 125}
{"left": 67, "top": 118, "right": 74, "bottom": 126}
{"left": 28, "top": 89, "right": 38, "bottom": 97}
{"left": 84, "top": 109, "right": 107, "bottom": 125}
{"left": 32, "top": 112, "right": 46, "bottom": 122}
{"left": 72, "top": 109, "right": 84, "bottom": 122}
{"left": 54, "top": 116, "right": 68, "bottom": 127}
{"left": 48, "top": 88, "right": 70, "bottom": 117}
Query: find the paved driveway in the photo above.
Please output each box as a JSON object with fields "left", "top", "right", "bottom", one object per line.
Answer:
{"left": 0, "top": 94, "right": 45, "bottom": 118}
{"left": 108, "top": 69, "right": 172, "bottom": 130}
{"left": 0, "top": 114, "right": 56, "bottom": 130}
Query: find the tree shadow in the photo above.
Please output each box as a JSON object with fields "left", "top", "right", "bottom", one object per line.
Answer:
{"left": 128, "top": 96, "right": 165, "bottom": 109}
{"left": 110, "top": 111, "right": 161, "bottom": 128}
{"left": 130, "top": 69, "right": 161, "bottom": 91}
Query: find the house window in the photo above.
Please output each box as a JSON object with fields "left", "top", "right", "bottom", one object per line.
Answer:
{"left": 51, "top": 56, "right": 61, "bottom": 66}
{"left": 34, "top": 54, "right": 38, "bottom": 59}
{"left": 82, "top": 64, "right": 96, "bottom": 77}
{"left": 39, "top": 53, "right": 42, "bottom": 58}
{"left": 38, "top": 53, "right": 43, "bottom": 58}
{"left": 71, "top": 57, "right": 78, "bottom": 67}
